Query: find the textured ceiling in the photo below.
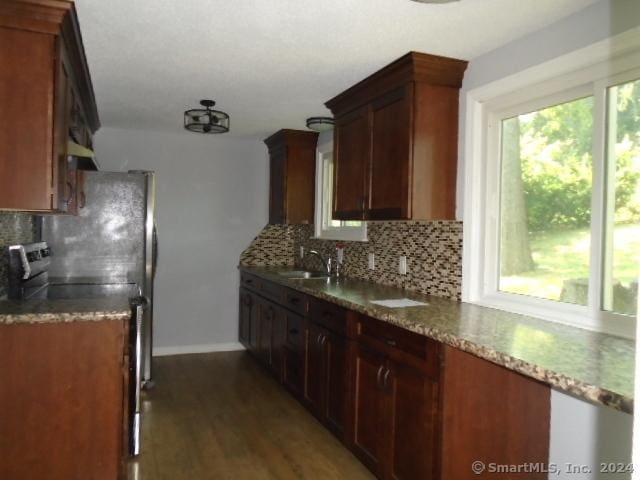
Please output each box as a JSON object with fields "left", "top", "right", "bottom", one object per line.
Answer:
{"left": 75, "top": 0, "right": 599, "bottom": 138}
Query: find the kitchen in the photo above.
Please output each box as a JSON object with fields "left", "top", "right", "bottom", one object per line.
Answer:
{"left": 0, "top": 0, "right": 638, "bottom": 479}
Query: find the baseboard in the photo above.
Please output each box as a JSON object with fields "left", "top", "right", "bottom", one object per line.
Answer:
{"left": 153, "top": 342, "right": 245, "bottom": 357}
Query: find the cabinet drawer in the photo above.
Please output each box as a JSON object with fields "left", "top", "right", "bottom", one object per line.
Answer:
{"left": 260, "top": 278, "right": 285, "bottom": 303}
{"left": 240, "top": 272, "right": 261, "bottom": 291}
{"left": 309, "top": 298, "right": 347, "bottom": 336}
{"left": 285, "top": 310, "right": 305, "bottom": 352}
{"left": 283, "top": 288, "right": 309, "bottom": 315}
{"left": 357, "top": 315, "right": 440, "bottom": 375}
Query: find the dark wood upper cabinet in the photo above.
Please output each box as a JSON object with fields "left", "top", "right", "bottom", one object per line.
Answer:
{"left": 264, "top": 129, "right": 319, "bottom": 224}
{"left": 333, "top": 107, "right": 370, "bottom": 220}
{"left": 326, "top": 52, "right": 468, "bottom": 221}
{"left": 0, "top": 0, "right": 99, "bottom": 213}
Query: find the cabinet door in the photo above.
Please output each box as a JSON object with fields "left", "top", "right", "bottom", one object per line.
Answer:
{"left": 270, "top": 304, "right": 286, "bottom": 380}
{"left": 268, "top": 147, "right": 286, "bottom": 224}
{"left": 0, "top": 27, "right": 56, "bottom": 211}
{"left": 323, "top": 331, "right": 348, "bottom": 439}
{"left": 259, "top": 302, "right": 275, "bottom": 366}
{"left": 238, "top": 288, "right": 253, "bottom": 347}
{"left": 386, "top": 361, "right": 440, "bottom": 480}
{"left": 283, "top": 346, "right": 304, "bottom": 396}
{"left": 248, "top": 295, "right": 261, "bottom": 354}
{"left": 333, "top": 107, "right": 369, "bottom": 220}
{"left": 368, "top": 87, "right": 411, "bottom": 220}
{"left": 285, "top": 142, "right": 316, "bottom": 224}
{"left": 304, "top": 321, "right": 325, "bottom": 414}
{"left": 351, "top": 344, "right": 388, "bottom": 477}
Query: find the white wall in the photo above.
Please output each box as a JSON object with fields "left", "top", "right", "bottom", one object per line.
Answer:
{"left": 453, "top": 0, "right": 638, "bottom": 475}
{"left": 456, "top": 0, "right": 640, "bottom": 220}
{"left": 550, "top": 390, "right": 632, "bottom": 480}
{"left": 94, "top": 127, "right": 268, "bottom": 353}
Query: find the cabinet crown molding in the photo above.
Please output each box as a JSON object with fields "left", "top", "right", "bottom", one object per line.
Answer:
{"left": 325, "top": 51, "right": 468, "bottom": 115}
{"left": 263, "top": 129, "right": 319, "bottom": 150}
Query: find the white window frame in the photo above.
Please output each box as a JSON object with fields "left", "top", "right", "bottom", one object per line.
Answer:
{"left": 314, "top": 138, "right": 367, "bottom": 241}
{"left": 462, "top": 27, "right": 640, "bottom": 339}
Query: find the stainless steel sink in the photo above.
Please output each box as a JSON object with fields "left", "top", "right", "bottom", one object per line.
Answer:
{"left": 275, "top": 270, "right": 330, "bottom": 279}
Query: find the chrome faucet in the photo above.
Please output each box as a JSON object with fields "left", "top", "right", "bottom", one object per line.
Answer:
{"left": 308, "top": 250, "right": 332, "bottom": 275}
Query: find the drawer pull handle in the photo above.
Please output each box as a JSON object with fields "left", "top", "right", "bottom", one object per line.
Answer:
{"left": 376, "top": 365, "right": 385, "bottom": 389}
{"left": 320, "top": 334, "right": 327, "bottom": 347}
{"left": 289, "top": 297, "right": 300, "bottom": 305}
{"left": 289, "top": 328, "right": 299, "bottom": 335}
{"left": 245, "top": 278, "right": 253, "bottom": 284}
{"left": 384, "top": 339, "right": 397, "bottom": 348}
{"left": 382, "top": 368, "right": 391, "bottom": 391}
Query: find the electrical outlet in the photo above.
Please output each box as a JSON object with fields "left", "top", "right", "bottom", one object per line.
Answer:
{"left": 398, "top": 256, "right": 407, "bottom": 275}
{"left": 299, "top": 246, "right": 304, "bottom": 259}
{"left": 368, "top": 253, "right": 375, "bottom": 270}
{"left": 336, "top": 247, "right": 344, "bottom": 264}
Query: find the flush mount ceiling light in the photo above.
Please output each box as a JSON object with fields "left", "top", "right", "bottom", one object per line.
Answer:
{"left": 184, "top": 99, "right": 230, "bottom": 134}
{"left": 306, "top": 117, "right": 334, "bottom": 132}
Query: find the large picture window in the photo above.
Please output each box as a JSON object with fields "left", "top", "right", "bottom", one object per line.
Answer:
{"left": 463, "top": 33, "right": 640, "bottom": 337}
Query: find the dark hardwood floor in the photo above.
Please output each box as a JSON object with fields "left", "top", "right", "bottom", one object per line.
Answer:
{"left": 127, "top": 351, "right": 374, "bottom": 480}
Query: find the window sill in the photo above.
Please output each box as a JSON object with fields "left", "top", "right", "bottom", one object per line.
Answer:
{"left": 312, "top": 234, "right": 369, "bottom": 243}
{"left": 469, "top": 292, "right": 634, "bottom": 339}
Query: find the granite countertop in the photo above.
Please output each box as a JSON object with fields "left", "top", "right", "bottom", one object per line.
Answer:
{"left": 0, "top": 297, "right": 132, "bottom": 325}
{"left": 241, "top": 266, "right": 635, "bottom": 414}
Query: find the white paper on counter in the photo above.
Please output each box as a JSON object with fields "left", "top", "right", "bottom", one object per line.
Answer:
{"left": 369, "top": 298, "right": 429, "bottom": 308}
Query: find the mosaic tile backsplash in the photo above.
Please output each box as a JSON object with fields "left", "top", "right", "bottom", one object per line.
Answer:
{"left": 0, "top": 213, "right": 38, "bottom": 298}
{"left": 240, "top": 221, "right": 463, "bottom": 300}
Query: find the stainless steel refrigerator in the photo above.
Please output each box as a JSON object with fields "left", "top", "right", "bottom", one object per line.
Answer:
{"left": 41, "top": 170, "right": 157, "bottom": 455}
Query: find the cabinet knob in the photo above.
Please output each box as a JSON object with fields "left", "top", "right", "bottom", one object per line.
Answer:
{"left": 243, "top": 294, "right": 252, "bottom": 307}
{"left": 384, "top": 338, "right": 397, "bottom": 348}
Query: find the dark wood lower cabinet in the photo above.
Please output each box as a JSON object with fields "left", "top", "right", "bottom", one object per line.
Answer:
{"left": 440, "top": 346, "right": 550, "bottom": 480}
{"left": 305, "top": 322, "right": 349, "bottom": 438}
{"left": 0, "top": 319, "right": 129, "bottom": 480}
{"left": 239, "top": 275, "right": 551, "bottom": 480}
{"left": 351, "top": 343, "right": 440, "bottom": 479}
{"left": 351, "top": 344, "right": 389, "bottom": 477}
{"left": 258, "top": 300, "right": 275, "bottom": 367}
{"left": 304, "top": 321, "right": 325, "bottom": 413}
{"left": 387, "top": 361, "right": 440, "bottom": 480}
{"left": 238, "top": 288, "right": 254, "bottom": 348}
{"left": 323, "top": 331, "right": 348, "bottom": 437}
{"left": 283, "top": 345, "right": 305, "bottom": 395}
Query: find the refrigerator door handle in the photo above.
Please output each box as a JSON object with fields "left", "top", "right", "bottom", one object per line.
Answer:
{"left": 152, "top": 224, "right": 158, "bottom": 276}
{"left": 129, "top": 296, "right": 147, "bottom": 456}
